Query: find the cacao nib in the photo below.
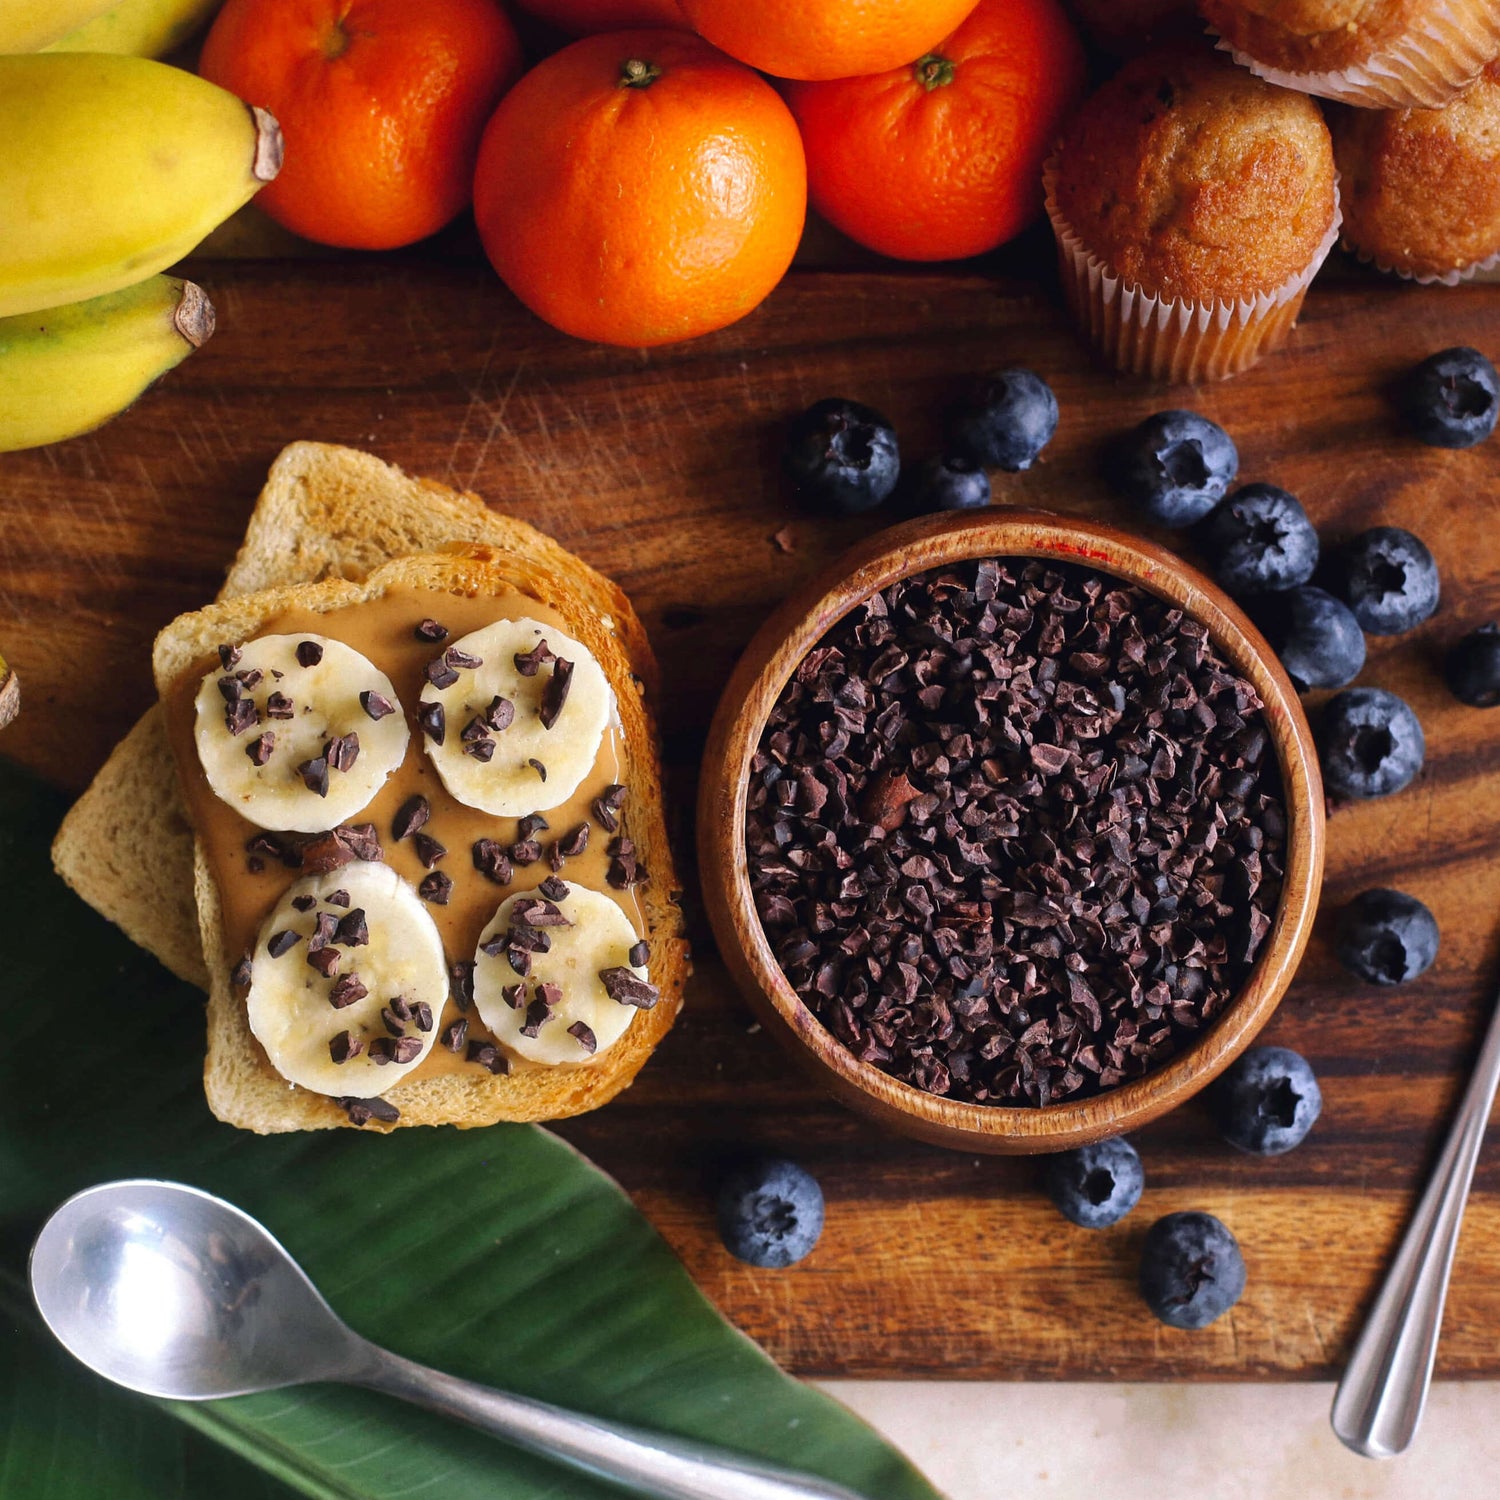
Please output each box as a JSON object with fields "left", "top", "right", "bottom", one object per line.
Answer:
{"left": 539, "top": 658, "right": 573, "bottom": 729}
{"left": 472, "top": 838, "right": 513, "bottom": 884}
{"left": 338, "top": 1095, "right": 399, "bottom": 1125}
{"left": 392, "top": 794, "right": 430, "bottom": 841}
{"left": 412, "top": 831, "right": 447, "bottom": 869}
{"left": 467, "top": 1040, "right": 508, "bottom": 1074}
{"left": 514, "top": 639, "right": 555, "bottom": 676}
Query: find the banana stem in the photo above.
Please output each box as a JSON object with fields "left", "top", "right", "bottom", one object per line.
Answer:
{"left": 173, "top": 281, "right": 216, "bottom": 348}
{"left": 251, "top": 106, "right": 284, "bottom": 183}
{"left": 0, "top": 655, "right": 19, "bottom": 731}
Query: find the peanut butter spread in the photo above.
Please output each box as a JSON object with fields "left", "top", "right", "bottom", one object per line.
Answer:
{"left": 163, "top": 583, "right": 647, "bottom": 1092}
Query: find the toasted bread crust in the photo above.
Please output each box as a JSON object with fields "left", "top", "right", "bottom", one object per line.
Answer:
{"left": 55, "top": 443, "right": 686, "bottom": 1132}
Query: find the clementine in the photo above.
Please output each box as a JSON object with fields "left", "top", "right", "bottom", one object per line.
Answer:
{"left": 513, "top": 0, "right": 688, "bottom": 34}
{"left": 199, "top": 0, "right": 523, "bottom": 250}
{"left": 676, "top": 0, "right": 981, "bottom": 81}
{"left": 784, "top": 0, "right": 1086, "bottom": 261}
{"left": 473, "top": 30, "right": 806, "bottom": 347}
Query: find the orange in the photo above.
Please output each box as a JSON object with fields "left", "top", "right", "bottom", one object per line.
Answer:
{"left": 784, "top": 0, "right": 1086, "bottom": 261}
{"left": 513, "top": 0, "right": 689, "bottom": 34}
{"left": 199, "top": 0, "right": 523, "bottom": 250}
{"left": 677, "top": 0, "right": 982, "bottom": 81}
{"left": 473, "top": 30, "right": 806, "bottom": 347}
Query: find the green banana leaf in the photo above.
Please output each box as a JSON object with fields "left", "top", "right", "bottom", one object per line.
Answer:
{"left": 0, "top": 763, "right": 943, "bottom": 1500}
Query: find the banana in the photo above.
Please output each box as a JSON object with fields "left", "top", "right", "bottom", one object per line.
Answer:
{"left": 0, "top": 274, "right": 212, "bottom": 453}
{"left": 0, "top": 0, "right": 117, "bottom": 51}
{"left": 45, "top": 0, "right": 225, "bottom": 57}
{"left": 418, "top": 618, "right": 614, "bottom": 818}
{"left": 0, "top": 54, "right": 281, "bottom": 319}
{"left": 245, "top": 862, "right": 449, "bottom": 1097}
{"left": 473, "top": 883, "right": 656, "bottom": 1067}
{"left": 0, "top": 651, "right": 18, "bottom": 730}
{"left": 193, "top": 633, "right": 410, "bottom": 834}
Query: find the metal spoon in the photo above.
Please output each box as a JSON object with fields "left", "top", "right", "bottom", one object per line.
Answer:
{"left": 29, "top": 1179, "right": 864, "bottom": 1500}
{"left": 1332, "top": 978, "right": 1500, "bottom": 1458}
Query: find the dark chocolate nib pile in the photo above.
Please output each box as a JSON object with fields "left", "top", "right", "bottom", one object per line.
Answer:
{"left": 746, "top": 560, "right": 1287, "bottom": 1107}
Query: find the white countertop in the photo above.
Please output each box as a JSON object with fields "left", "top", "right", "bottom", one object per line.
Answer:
{"left": 816, "top": 1382, "right": 1500, "bottom": 1499}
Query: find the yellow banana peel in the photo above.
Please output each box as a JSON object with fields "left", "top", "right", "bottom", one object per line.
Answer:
{"left": 0, "top": 0, "right": 117, "bottom": 52}
{"left": 0, "top": 54, "right": 280, "bottom": 319}
{"left": 45, "top": 0, "right": 225, "bottom": 57}
{"left": 0, "top": 274, "right": 214, "bottom": 452}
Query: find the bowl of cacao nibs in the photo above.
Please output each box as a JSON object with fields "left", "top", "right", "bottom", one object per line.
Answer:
{"left": 699, "top": 508, "right": 1325, "bottom": 1153}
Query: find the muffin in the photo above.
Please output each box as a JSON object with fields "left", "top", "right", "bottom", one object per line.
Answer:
{"left": 1334, "top": 63, "right": 1500, "bottom": 280}
{"left": 1044, "top": 46, "right": 1340, "bottom": 383}
{"left": 1200, "top": 0, "right": 1500, "bottom": 109}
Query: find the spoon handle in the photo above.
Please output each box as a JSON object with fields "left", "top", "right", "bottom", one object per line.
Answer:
{"left": 1331, "top": 979, "right": 1500, "bottom": 1459}
{"left": 351, "top": 1347, "right": 869, "bottom": 1500}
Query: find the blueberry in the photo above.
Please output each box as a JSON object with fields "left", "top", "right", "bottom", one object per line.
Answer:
{"left": 716, "top": 1158, "right": 824, "bottom": 1269}
{"left": 1115, "top": 410, "right": 1239, "bottom": 528}
{"left": 1139, "top": 1212, "right": 1246, "bottom": 1330}
{"left": 1319, "top": 687, "right": 1425, "bottom": 799}
{"left": 1400, "top": 346, "right": 1499, "bottom": 449}
{"left": 1336, "top": 888, "right": 1440, "bottom": 985}
{"left": 1332, "top": 527, "right": 1440, "bottom": 635}
{"left": 1256, "top": 586, "right": 1366, "bottom": 692}
{"left": 1445, "top": 622, "right": 1500, "bottom": 707}
{"left": 1045, "top": 1136, "right": 1143, "bottom": 1228}
{"left": 906, "top": 454, "right": 991, "bottom": 512}
{"left": 1196, "top": 484, "right": 1319, "bottom": 596}
{"left": 944, "top": 368, "right": 1058, "bottom": 472}
{"left": 1209, "top": 1045, "right": 1322, "bottom": 1155}
{"left": 783, "top": 398, "right": 900, "bottom": 515}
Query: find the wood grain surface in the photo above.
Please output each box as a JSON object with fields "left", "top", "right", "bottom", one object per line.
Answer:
{"left": 3, "top": 255, "right": 1500, "bottom": 1380}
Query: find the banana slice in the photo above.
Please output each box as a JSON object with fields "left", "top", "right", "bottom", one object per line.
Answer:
{"left": 243, "top": 861, "right": 447, "bottom": 1098}
{"left": 417, "top": 617, "right": 612, "bottom": 818}
{"left": 194, "top": 633, "right": 408, "bottom": 833}
{"left": 473, "top": 882, "right": 656, "bottom": 1066}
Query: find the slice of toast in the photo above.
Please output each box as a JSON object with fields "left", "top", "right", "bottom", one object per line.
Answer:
{"left": 54, "top": 443, "right": 686, "bottom": 1131}
{"left": 54, "top": 441, "right": 660, "bottom": 985}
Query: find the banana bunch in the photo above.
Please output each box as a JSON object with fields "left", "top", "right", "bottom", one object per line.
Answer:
{"left": 0, "top": 52, "right": 279, "bottom": 452}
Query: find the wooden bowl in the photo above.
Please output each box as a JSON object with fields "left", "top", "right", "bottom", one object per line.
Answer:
{"left": 698, "top": 508, "right": 1325, "bottom": 1154}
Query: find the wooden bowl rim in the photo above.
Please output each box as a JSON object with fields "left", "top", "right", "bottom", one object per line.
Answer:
{"left": 699, "top": 507, "right": 1326, "bottom": 1153}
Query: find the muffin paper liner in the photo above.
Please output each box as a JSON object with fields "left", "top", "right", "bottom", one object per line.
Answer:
{"left": 1042, "top": 161, "right": 1343, "bottom": 385}
{"left": 1209, "top": 0, "right": 1500, "bottom": 109}
{"left": 1346, "top": 237, "right": 1500, "bottom": 286}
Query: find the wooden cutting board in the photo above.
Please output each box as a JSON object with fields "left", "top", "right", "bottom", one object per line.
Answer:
{"left": 3, "top": 257, "right": 1500, "bottom": 1380}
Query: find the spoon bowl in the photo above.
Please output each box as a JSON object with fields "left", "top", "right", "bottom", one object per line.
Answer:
{"left": 30, "top": 1179, "right": 354, "bottom": 1399}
